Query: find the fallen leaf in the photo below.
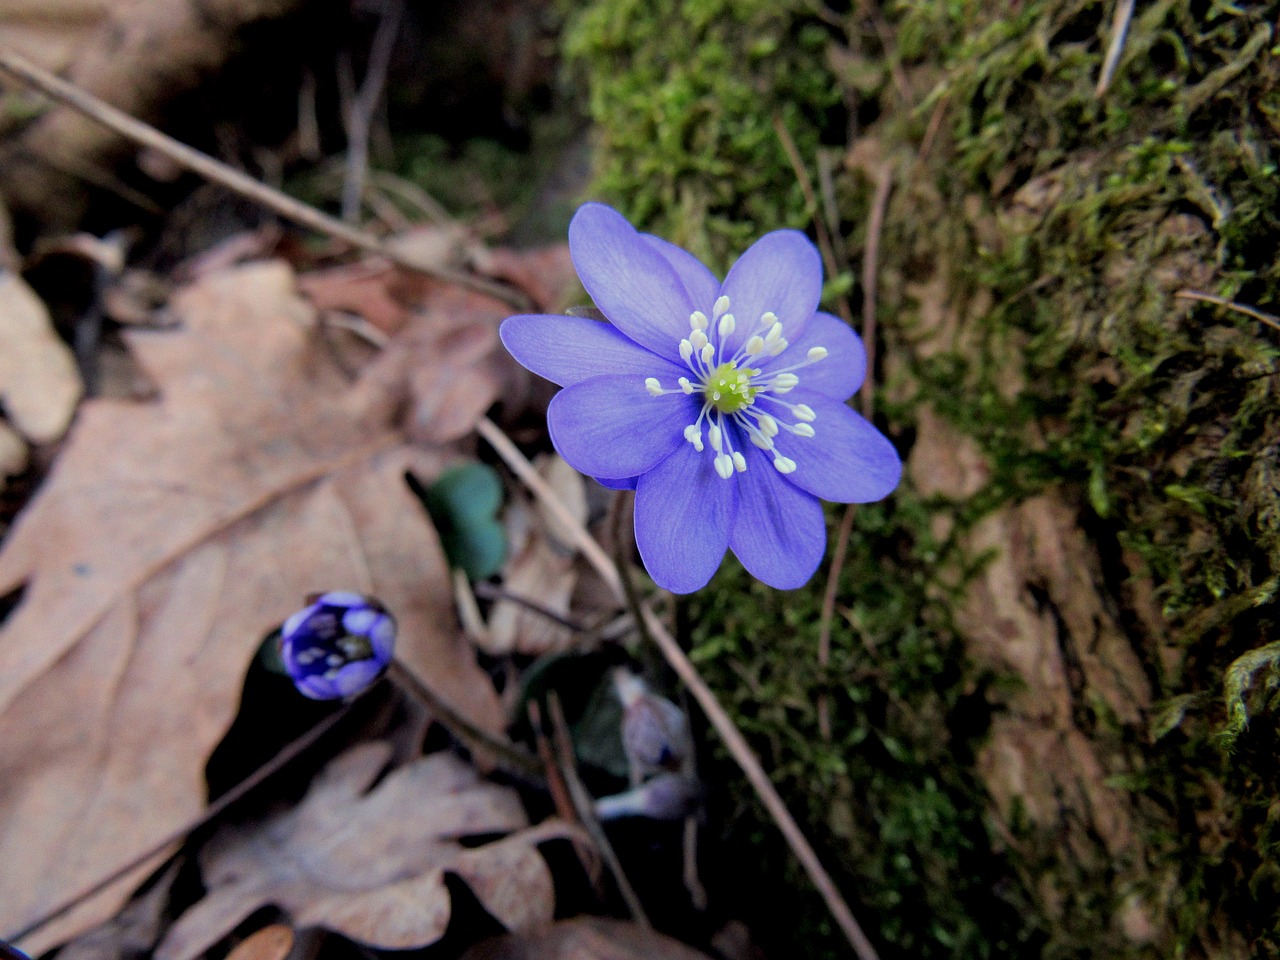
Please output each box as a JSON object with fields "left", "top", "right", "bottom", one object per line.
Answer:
{"left": 55, "top": 862, "right": 181, "bottom": 960}
{"left": 0, "top": 269, "right": 83, "bottom": 443}
{"left": 157, "top": 742, "right": 567, "bottom": 960}
{"left": 224, "top": 924, "right": 293, "bottom": 960}
{"left": 0, "top": 261, "right": 503, "bottom": 954}
{"left": 460, "top": 917, "right": 714, "bottom": 960}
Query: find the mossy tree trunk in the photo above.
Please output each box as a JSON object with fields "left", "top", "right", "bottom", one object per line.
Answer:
{"left": 566, "top": 1, "right": 1279, "bottom": 956}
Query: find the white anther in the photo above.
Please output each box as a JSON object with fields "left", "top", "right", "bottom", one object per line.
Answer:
{"left": 708, "top": 424, "right": 723, "bottom": 452}
{"left": 684, "top": 424, "right": 704, "bottom": 451}
{"left": 327, "top": 654, "right": 344, "bottom": 667}
{"left": 713, "top": 295, "right": 731, "bottom": 318}
{"left": 690, "top": 329, "right": 708, "bottom": 351}
{"left": 678, "top": 376, "right": 694, "bottom": 394}
{"left": 773, "top": 456, "right": 797, "bottom": 474}
{"left": 732, "top": 451, "right": 747, "bottom": 472}
{"left": 745, "top": 335, "right": 765, "bottom": 355}
{"left": 700, "top": 343, "right": 716, "bottom": 365}
{"left": 794, "top": 404, "right": 816, "bottom": 422}
{"left": 807, "top": 346, "right": 828, "bottom": 362}
{"left": 760, "top": 311, "right": 778, "bottom": 327}
{"left": 690, "top": 311, "right": 708, "bottom": 330}
{"left": 645, "top": 377, "right": 663, "bottom": 396}
{"left": 768, "top": 337, "right": 789, "bottom": 356}
{"left": 793, "top": 423, "right": 816, "bottom": 437}
{"left": 772, "top": 373, "right": 799, "bottom": 392}
{"left": 758, "top": 414, "right": 779, "bottom": 437}
{"left": 764, "top": 321, "right": 783, "bottom": 344}
{"left": 750, "top": 433, "right": 772, "bottom": 449}
{"left": 718, "top": 313, "right": 736, "bottom": 337}
{"left": 714, "top": 453, "right": 734, "bottom": 479}
{"left": 680, "top": 339, "right": 694, "bottom": 362}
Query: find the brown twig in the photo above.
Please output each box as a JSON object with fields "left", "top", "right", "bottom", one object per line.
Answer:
{"left": 477, "top": 415, "right": 881, "bottom": 960}
{"left": 0, "top": 48, "right": 530, "bottom": 310}
{"left": 1095, "top": 0, "right": 1136, "bottom": 97}
{"left": 8, "top": 698, "right": 359, "bottom": 946}
{"left": 1176, "top": 289, "right": 1280, "bottom": 333}
{"left": 816, "top": 163, "right": 893, "bottom": 739}
{"left": 773, "top": 116, "right": 855, "bottom": 328}
{"left": 341, "top": 0, "right": 403, "bottom": 223}
{"left": 473, "top": 581, "right": 590, "bottom": 633}
{"left": 527, "top": 701, "right": 603, "bottom": 891}
{"left": 545, "top": 693, "right": 651, "bottom": 927}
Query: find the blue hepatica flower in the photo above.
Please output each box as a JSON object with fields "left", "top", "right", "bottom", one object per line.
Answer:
{"left": 280, "top": 592, "right": 395, "bottom": 700}
{"left": 500, "top": 203, "right": 902, "bottom": 593}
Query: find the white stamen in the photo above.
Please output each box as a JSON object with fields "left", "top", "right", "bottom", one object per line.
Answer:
{"left": 684, "top": 424, "right": 704, "bottom": 451}
{"left": 700, "top": 343, "right": 715, "bottom": 365}
{"left": 718, "top": 313, "right": 736, "bottom": 338}
{"left": 772, "top": 373, "right": 799, "bottom": 392}
{"left": 794, "top": 404, "right": 816, "bottom": 422}
{"left": 732, "top": 451, "right": 747, "bottom": 472}
{"left": 713, "top": 295, "right": 731, "bottom": 319}
{"left": 645, "top": 377, "right": 663, "bottom": 396}
{"left": 764, "top": 321, "right": 783, "bottom": 345}
{"left": 792, "top": 423, "right": 816, "bottom": 437}
{"left": 690, "top": 329, "right": 708, "bottom": 351}
{"left": 759, "top": 311, "right": 778, "bottom": 327}
{"left": 708, "top": 424, "right": 723, "bottom": 452}
{"left": 807, "top": 346, "right": 828, "bottom": 362}
{"left": 714, "top": 453, "right": 734, "bottom": 479}
{"left": 680, "top": 339, "right": 694, "bottom": 362}
{"left": 678, "top": 376, "right": 694, "bottom": 394}
{"left": 758, "top": 414, "right": 779, "bottom": 437}
{"left": 690, "top": 311, "right": 708, "bottom": 330}
{"left": 773, "top": 456, "right": 797, "bottom": 474}
{"left": 768, "top": 337, "right": 789, "bottom": 356}
{"left": 750, "top": 434, "right": 772, "bottom": 449}
{"left": 745, "top": 335, "right": 765, "bottom": 355}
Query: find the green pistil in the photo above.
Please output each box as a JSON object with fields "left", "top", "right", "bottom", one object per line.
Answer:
{"left": 706, "top": 361, "right": 758, "bottom": 414}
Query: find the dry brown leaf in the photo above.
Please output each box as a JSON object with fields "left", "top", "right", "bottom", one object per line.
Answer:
{"left": 54, "top": 861, "right": 181, "bottom": 960}
{"left": 0, "top": 261, "right": 503, "bottom": 954}
{"left": 157, "top": 742, "right": 565, "bottom": 960}
{"left": 460, "top": 917, "right": 714, "bottom": 960}
{"left": 224, "top": 925, "right": 294, "bottom": 960}
{"left": 0, "top": 269, "right": 83, "bottom": 443}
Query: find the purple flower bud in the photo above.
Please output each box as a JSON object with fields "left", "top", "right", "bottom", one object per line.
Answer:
{"left": 280, "top": 592, "right": 395, "bottom": 700}
{"left": 595, "top": 772, "right": 700, "bottom": 821}
{"left": 614, "top": 669, "right": 691, "bottom": 779}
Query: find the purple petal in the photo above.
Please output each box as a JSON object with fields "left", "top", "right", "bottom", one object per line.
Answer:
{"left": 548, "top": 375, "right": 694, "bottom": 479}
{"left": 635, "top": 443, "right": 737, "bottom": 593}
{"left": 769, "top": 396, "right": 902, "bottom": 503}
{"left": 569, "top": 203, "right": 694, "bottom": 361}
{"left": 772, "top": 311, "right": 866, "bottom": 401}
{"left": 643, "top": 234, "right": 720, "bottom": 311}
{"left": 716, "top": 230, "right": 822, "bottom": 357}
{"left": 501, "top": 314, "right": 685, "bottom": 387}
{"left": 596, "top": 476, "right": 639, "bottom": 490}
{"left": 729, "top": 455, "right": 827, "bottom": 589}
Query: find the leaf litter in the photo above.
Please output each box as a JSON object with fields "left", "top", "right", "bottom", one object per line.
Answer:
{"left": 0, "top": 257, "right": 542, "bottom": 952}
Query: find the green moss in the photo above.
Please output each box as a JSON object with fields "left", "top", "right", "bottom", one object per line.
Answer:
{"left": 565, "top": 0, "right": 1280, "bottom": 956}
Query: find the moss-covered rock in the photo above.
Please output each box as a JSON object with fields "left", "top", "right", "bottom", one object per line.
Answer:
{"left": 565, "top": 1, "right": 1280, "bottom": 957}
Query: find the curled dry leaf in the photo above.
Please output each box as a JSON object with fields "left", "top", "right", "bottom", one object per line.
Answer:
{"left": 223, "top": 925, "right": 294, "bottom": 960}
{"left": 0, "top": 262, "right": 503, "bottom": 954}
{"left": 157, "top": 742, "right": 568, "bottom": 960}
{"left": 0, "top": 269, "right": 83, "bottom": 444}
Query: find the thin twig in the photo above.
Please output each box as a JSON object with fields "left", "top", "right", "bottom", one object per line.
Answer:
{"left": 545, "top": 694, "right": 651, "bottom": 927}
{"left": 386, "top": 661, "right": 543, "bottom": 781}
{"left": 8, "top": 699, "right": 358, "bottom": 945}
{"left": 1095, "top": 0, "right": 1136, "bottom": 97}
{"left": 816, "top": 505, "right": 856, "bottom": 742}
{"left": 1176, "top": 289, "right": 1280, "bottom": 333}
{"left": 477, "top": 416, "right": 880, "bottom": 960}
{"left": 0, "top": 49, "right": 529, "bottom": 310}
{"left": 527, "top": 701, "right": 603, "bottom": 891}
{"left": 772, "top": 116, "right": 855, "bottom": 327}
{"left": 341, "top": 0, "right": 403, "bottom": 223}
{"left": 473, "top": 581, "right": 590, "bottom": 633}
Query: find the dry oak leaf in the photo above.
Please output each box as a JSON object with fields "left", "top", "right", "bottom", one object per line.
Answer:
{"left": 461, "top": 917, "right": 715, "bottom": 960}
{"left": 0, "top": 261, "right": 503, "bottom": 955}
{"left": 0, "top": 268, "right": 83, "bottom": 443}
{"left": 157, "top": 742, "right": 567, "bottom": 960}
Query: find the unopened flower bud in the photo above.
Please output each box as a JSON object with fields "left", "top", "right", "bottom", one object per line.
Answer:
{"left": 280, "top": 592, "right": 395, "bottom": 700}
{"left": 595, "top": 773, "right": 700, "bottom": 821}
{"left": 614, "top": 669, "right": 691, "bottom": 779}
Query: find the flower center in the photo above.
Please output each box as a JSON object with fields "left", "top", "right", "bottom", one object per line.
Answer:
{"left": 705, "top": 361, "right": 759, "bottom": 414}
{"left": 643, "top": 294, "right": 830, "bottom": 480}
